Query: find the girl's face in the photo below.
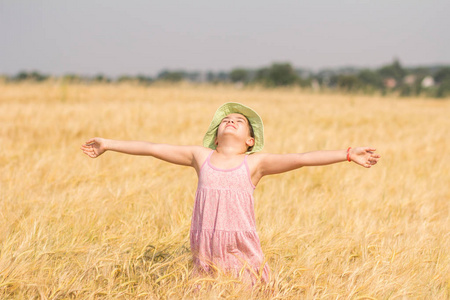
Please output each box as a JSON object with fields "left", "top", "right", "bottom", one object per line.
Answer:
{"left": 215, "top": 113, "right": 255, "bottom": 149}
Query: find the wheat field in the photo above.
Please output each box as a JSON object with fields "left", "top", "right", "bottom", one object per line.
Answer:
{"left": 0, "top": 83, "right": 449, "bottom": 299}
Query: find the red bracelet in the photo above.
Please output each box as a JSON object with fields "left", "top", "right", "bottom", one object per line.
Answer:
{"left": 347, "top": 147, "right": 352, "bottom": 162}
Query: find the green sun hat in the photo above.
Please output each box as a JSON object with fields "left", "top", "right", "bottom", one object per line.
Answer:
{"left": 203, "top": 102, "right": 264, "bottom": 154}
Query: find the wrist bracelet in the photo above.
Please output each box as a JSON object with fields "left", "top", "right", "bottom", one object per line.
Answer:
{"left": 347, "top": 147, "right": 352, "bottom": 162}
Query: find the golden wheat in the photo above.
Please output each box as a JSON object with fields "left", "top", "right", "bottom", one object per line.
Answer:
{"left": 0, "top": 82, "right": 449, "bottom": 299}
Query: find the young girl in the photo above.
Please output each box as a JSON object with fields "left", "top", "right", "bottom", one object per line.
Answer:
{"left": 81, "top": 102, "right": 380, "bottom": 284}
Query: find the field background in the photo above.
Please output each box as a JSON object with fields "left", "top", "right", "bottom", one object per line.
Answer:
{"left": 0, "top": 83, "right": 449, "bottom": 299}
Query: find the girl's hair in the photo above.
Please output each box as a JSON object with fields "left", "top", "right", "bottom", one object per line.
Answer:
{"left": 244, "top": 115, "right": 255, "bottom": 152}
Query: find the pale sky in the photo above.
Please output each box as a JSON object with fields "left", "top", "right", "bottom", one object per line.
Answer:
{"left": 1, "top": 0, "right": 449, "bottom": 77}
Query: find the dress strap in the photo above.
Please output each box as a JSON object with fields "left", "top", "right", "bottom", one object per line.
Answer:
{"left": 207, "top": 149, "right": 214, "bottom": 160}
{"left": 243, "top": 154, "right": 256, "bottom": 189}
{"left": 200, "top": 150, "right": 214, "bottom": 171}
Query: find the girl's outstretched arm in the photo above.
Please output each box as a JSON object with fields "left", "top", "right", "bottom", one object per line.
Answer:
{"left": 80, "top": 137, "right": 208, "bottom": 169}
{"left": 253, "top": 147, "right": 380, "bottom": 177}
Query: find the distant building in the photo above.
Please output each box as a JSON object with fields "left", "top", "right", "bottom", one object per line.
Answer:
{"left": 421, "top": 76, "right": 435, "bottom": 88}
{"left": 384, "top": 78, "right": 397, "bottom": 88}
{"left": 403, "top": 74, "right": 416, "bottom": 85}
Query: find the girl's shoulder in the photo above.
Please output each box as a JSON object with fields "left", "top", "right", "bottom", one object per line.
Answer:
{"left": 246, "top": 152, "right": 268, "bottom": 169}
{"left": 246, "top": 152, "right": 268, "bottom": 162}
{"left": 192, "top": 146, "right": 214, "bottom": 172}
{"left": 246, "top": 152, "right": 283, "bottom": 173}
{"left": 193, "top": 146, "right": 213, "bottom": 159}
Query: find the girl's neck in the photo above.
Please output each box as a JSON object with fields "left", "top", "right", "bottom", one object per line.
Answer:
{"left": 215, "top": 143, "right": 247, "bottom": 156}
{"left": 210, "top": 148, "right": 246, "bottom": 170}
{"left": 215, "top": 138, "right": 248, "bottom": 156}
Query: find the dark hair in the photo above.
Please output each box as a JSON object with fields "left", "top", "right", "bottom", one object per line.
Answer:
{"left": 243, "top": 115, "right": 255, "bottom": 152}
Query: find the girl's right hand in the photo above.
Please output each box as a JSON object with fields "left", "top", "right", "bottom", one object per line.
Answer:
{"left": 81, "top": 137, "right": 107, "bottom": 158}
{"left": 349, "top": 147, "right": 380, "bottom": 168}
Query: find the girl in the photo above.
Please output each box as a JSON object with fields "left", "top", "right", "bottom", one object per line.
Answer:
{"left": 81, "top": 102, "right": 380, "bottom": 284}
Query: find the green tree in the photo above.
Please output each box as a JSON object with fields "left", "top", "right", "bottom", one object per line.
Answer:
{"left": 378, "top": 59, "right": 406, "bottom": 81}
{"left": 268, "top": 63, "right": 298, "bottom": 86}
{"left": 157, "top": 70, "right": 184, "bottom": 82}
{"left": 254, "top": 67, "right": 270, "bottom": 85}
{"left": 92, "top": 74, "right": 110, "bottom": 83}
{"left": 357, "top": 69, "right": 383, "bottom": 89}
{"left": 434, "top": 67, "right": 450, "bottom": 83}
{"left": 255, "top": 63, "right": 299, "bottom": 87}
{"left": 14, "top": 71, "right": 49, "bottom": 82}
{"left": 135, "top": 74, "right": 153, "bottom": 84}
{"left": 435, "top": 79, "right": 450, "bottom": 98}
{"left": 230, "top": 68, "right": 249, "bottom": 83}
{"left": 336, "top": 75, "right": 361, "bottom": 92}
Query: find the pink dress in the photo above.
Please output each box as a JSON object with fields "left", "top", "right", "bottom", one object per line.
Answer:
{"left": 190, "top": 150, "right": 270, "bottom": 284}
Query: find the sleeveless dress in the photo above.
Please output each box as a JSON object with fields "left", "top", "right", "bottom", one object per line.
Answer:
{"left": 190, "top": 150, "right": 270, "bottom": 284}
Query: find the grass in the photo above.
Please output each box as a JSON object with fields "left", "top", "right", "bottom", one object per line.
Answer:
{"left": 0, "top": 82, "right": 449, "bottom": 299}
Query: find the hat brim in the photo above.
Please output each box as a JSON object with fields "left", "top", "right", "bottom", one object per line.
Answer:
{"left": 203, "top": 103, "right": 264, "bottom": 154}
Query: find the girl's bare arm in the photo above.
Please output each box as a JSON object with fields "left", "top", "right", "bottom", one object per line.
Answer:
{"left": 253, "top": 147, "right": 380, "bottom": 178}
{"left": 80, "top": 137, "right": 208, "bottom": 170}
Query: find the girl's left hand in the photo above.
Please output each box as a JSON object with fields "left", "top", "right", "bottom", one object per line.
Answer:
{"left": 349, "top": 147, "right": 380, "bottom": 168}
{"left": 81, "top": 137, "right": 107, "bottom": 158}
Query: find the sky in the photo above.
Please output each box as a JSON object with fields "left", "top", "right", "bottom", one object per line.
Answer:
{"left": 1, "top": 0, "right": 449, "bottom": 77}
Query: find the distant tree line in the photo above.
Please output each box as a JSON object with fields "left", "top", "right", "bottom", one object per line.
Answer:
{"left": 2, "top": 59, "right": 450, "bottom": 98}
